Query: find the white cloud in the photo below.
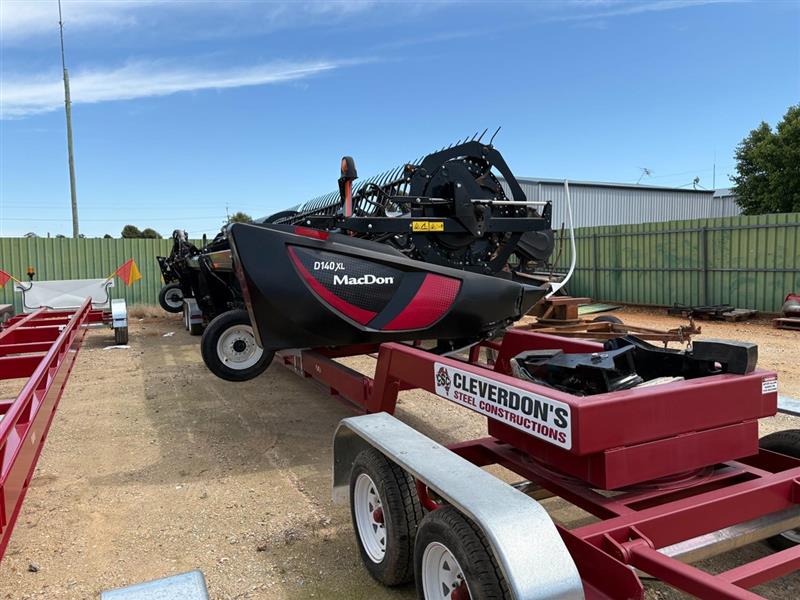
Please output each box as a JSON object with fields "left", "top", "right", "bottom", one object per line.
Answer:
{"left": 0, "top": 0, "right": 381, "bottom": 44}
{"left": 0, "top": 0, "right": 164, "bottom": 42}
{"left": 550, "top": 0, "right": 736, "bottom": 22}
{"left": 0, "top": 59, "right": 353, "bottom": 118}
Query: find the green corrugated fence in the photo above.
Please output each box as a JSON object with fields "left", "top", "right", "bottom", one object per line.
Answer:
{"left": 1, "top": 212, "right": 798, "bottom": 314}
{"left": 552, "top": 212, "right": 800, "bottom": 313}
{"left": 0, "top": 237, "right": 185, "bottom": 313}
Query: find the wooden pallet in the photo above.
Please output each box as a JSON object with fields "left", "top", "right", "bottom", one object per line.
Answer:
{"left": 773, "top": 317, "right": 800, "bottom": 331}
{"left": 721, "top": 309, "right": 758, "bottom": 322}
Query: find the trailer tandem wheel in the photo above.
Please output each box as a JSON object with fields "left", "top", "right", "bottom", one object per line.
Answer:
{"left": 159, "top": 283, "right": 184, "bottom": 313}
{"left": 415, "top": 507, "right": 510, "bottom": 600}
{"left": 759, "top": 429, "right": 800, "bottom": 551}
{"left": 114, "top": 326, "right": 129, "bottom": 345}
{"left": 349, "top": 448, "right": 422, "bottom": 586}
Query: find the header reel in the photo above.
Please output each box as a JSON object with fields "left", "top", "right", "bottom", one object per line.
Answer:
{"left": 268, "top": 138, "right": 555, "bottom": 276}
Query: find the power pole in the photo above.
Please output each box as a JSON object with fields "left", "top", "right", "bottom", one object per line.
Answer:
{"left": 58, "top": 0, "right": 79, "bottom": 238}
{"left": 712, "top": 151, "right": 716, "bottom": 190}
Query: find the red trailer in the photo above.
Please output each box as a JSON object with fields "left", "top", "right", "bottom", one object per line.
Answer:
{"left": 0, "top": 299, "right": 94, "bottom": 560}
{"left": 275, "top": 329, "right": 799, "bottom": 599}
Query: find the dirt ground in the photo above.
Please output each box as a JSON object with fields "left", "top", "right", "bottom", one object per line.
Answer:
{"left": 0, "top": 307, "right": 798, "bottom": 599}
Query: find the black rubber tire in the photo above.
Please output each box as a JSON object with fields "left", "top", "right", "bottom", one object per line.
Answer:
{"left": 158, "top": 283, "right": 184, "bottom": 313}
{"left": 200, "top": 310, "right": 273, "bottom": 381}
{"left": 414, "top": 507, "right": 510, "bottom": 600}
{"left": 114, "top": 326, "right": 129, "bottom": 345}
{"left": 759, "top": 430, "right": 800, "bottom": 551}
{"left": 592, "top": 314, "right": 623, "bottom": 324}
{"left": 349, "top": 449, "right": 423, "bottom": 586}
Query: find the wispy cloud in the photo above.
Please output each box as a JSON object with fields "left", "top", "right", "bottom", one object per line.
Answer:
{"left": 0, "top": 59, "right": 358, "bottom": 118}
{"left": 0, "top": 0, "right": 380, "bottom": 44}
{"left": 549, "top": 0, "right": 736, "bottom": 23}
{"left": 1, "top": 0, "right": 160, "bottom": 43}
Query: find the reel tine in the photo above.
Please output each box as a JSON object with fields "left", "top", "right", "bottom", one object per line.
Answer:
{"left": 477, "top": 128, "right": 488, "bottom": 142}
{"left": 489, "top": 126, "right": 501, "bottom": 145}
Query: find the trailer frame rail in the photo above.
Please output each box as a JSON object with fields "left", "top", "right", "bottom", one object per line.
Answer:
{"left": 0, "top": 299, "right": 91, "bottom": 560}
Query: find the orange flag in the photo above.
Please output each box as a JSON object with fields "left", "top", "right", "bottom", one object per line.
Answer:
{"left": 0, "top": 269, "right": 13, "bottom": 288}
{"left": 114, "top": 259, "right": 142, "bottom": 286}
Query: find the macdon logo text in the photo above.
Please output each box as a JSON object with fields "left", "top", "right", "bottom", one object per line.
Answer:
{"left": 333, "top": 274, "right": 395, "bottom": 285}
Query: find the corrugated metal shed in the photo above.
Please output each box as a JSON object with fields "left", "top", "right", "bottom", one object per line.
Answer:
{"left": 500, "top": 177, "right": 741, "bottom": 228}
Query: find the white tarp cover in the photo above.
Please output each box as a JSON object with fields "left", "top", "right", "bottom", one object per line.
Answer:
{"left": 15, "top": 278, "right": 114, "bottom": 313}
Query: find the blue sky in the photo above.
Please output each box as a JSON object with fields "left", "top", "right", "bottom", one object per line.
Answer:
{"left": 1, "top": 0, "right": 798, "bottom": 238}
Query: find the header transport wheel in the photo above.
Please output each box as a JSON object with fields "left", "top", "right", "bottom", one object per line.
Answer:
{"left": 159, "top": 282, "right": 184, "bottom": 313}
{"left": 201, "top": 309, "right": 273, "bottom": 381}
{"left": 759, "top": 429, "right": 800, "bottom": 551}
{"left": 349, "top": 449, "right": 423, "bottom": 586}
{"left": 415, "top": 507, "right": 510, "bottom": 600}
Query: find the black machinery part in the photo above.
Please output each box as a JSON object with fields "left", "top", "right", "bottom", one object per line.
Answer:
{"left": 266, "top": 137, "right": 555, "bottom": 276}
{"left": 510, "top": 335, "right": 758, "bottom": 396}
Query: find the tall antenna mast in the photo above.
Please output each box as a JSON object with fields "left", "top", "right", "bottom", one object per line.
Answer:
{"left": 58, "top": 0, "right": 79, "bottom": 238}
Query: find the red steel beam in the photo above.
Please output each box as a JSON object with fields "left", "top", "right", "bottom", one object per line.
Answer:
{"left": 0, "top": 354, "right": 47, "bottom": 380}
{"left": 0, "top": 341, "right": 55, "bottom": 356}
{"left": 717, "top": 543, "right": 800, "bottom": 589}
{"left": 0, "top": 299, "right": 90, "bottom": 561}
{"left": 0, "top": 309, "right": 46, "bottom": 336}
{"left": 627, "top": 543, "right": 764, "bottom": 599}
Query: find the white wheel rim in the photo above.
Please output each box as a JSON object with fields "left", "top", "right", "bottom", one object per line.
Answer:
{"left": 216, "top": 323, "right": 262, "bottom": 370}
{"left": 165, "top": 288, "right": 183, "bottom": 309}
{"left": 421, "top": 542, "right": 469, "bottom": 600}
{"left": 353, "top": 473, "right": 386, "bottom": 563}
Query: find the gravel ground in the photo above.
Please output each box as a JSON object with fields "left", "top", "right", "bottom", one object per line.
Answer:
{"left": 0, "top": 308, "right": 797, "bottom": 599}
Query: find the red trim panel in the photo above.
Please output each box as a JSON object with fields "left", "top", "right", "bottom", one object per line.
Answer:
{"left": 287, "top": 246, "right": 376, "bottom": 325}
{"left": 383, "top": 273, "right": 460, "bottom": 331}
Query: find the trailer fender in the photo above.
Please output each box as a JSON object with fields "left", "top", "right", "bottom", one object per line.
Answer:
{"left": 111, "top": 298, "right": 127, "bottom": 329}
{"left": 333, "top": 412, "right": 584, "bottom": 600}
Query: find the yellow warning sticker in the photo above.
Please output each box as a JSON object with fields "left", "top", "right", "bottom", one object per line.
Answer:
{"left": 411, "top": 221, "right": 445, "bottom": 232}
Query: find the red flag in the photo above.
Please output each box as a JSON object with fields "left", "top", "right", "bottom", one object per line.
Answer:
{"left": 114, "top": 259, "right": 142, "bottom": 286}
{"left": 0, "top": 270, "right": 13, "bottom": 288}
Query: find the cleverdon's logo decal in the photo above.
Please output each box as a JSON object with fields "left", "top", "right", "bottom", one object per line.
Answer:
{"left": 433, "top": 363, "right": 572, "bottom": 449}
{"left": 333, "top": 274, "right": 395, "bottom": 285}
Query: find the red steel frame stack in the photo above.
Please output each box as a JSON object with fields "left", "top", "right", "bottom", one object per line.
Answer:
{"left": 277, "top": 328, "right": 800, "bottom": 599}
{"left": 0, "top": 299, "right": 92, "bottom": 560}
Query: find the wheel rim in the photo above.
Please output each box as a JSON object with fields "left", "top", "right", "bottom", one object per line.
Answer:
{"left": 165, "top": 288, "right": 183, "bottom": 309}
{"left": 353, "top": 473, "right": 387, "bottom": 563}
{"left": 421, "top": 541, "right": 470, "bottom": 600}
{"left": 216, "top": 323, "right": 262, "bottom": 370}
{"left": 780, "top": 529, "right": 800, "bottom": 544}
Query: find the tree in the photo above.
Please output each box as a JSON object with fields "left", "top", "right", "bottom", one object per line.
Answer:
{"left": 228, "top": 211, "right": 253, "bottom": 224}
{"left": 121, "top": 225, "right": 143, "bottom": 238}
{"left": 141, "top": 228, "right": 162, "bottom": 239}
{"left": 733, "top": 104, "right": 800, "bottom": 214}
{"left": 103, "top": 234, "right": 113, "bottom": 239}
